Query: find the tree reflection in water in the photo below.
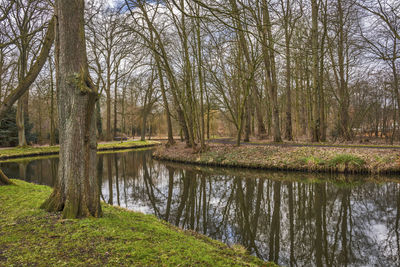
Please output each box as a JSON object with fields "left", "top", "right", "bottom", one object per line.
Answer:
{"left": 1, "top": 149, "right": 400, "bottom": 266}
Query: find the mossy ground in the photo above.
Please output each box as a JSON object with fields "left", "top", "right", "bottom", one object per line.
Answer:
{"left": 0, "top": 140, "right": 160, "bottom": 160}
{"left": 0, "top": 180, "right": 271, "bottom": 266}
{"left": 154, "top": 143, "right": 400, "bottom": 174}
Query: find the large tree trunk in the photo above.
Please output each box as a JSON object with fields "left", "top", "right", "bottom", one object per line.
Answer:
{"left": 0, "top": 169, "right": 14, "bottom": 186}
{"left": 41, "top": 0, "right": 101, "bottom": 218}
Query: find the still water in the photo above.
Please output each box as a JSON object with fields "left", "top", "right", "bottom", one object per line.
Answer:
{"left": 1, "top": 149, "right": 400, "bottom": 266}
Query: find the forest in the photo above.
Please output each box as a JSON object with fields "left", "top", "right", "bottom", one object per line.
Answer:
{"left": 0, "top": 0, "right": 399, "bottom": 148}
{"left": 0, "top": 0, "right": 399, "bottom": 266}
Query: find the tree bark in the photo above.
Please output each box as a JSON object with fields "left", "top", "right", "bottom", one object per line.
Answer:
{"left": 41, "top": 0, "right": 101, "bottom": 218}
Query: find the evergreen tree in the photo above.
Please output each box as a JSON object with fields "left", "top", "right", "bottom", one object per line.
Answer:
{"left": 0, "top": 107, "right": 36, "bottom": 147}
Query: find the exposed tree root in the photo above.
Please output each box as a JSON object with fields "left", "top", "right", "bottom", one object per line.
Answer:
{"left": 0, "top": 168, "right": 15, "bottom": 185}
{"left": 41, "top": 187, "right": 102, "bottom": 219}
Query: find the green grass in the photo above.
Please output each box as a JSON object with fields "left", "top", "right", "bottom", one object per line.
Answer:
{"left": 328, "top": 154, "right": 366, "bottom": 167}
{"left": 302, "top": 155, "right": 326, "bottom": 165}
{"left": 0, "top": 140, "right": 160, "bottom": 160}
{"left": 0, "top": 180, "right": 271, "bottom": 266}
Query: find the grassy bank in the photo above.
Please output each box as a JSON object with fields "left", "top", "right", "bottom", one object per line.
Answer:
{"left": 0, "top": 140, "right": 160, "bottom": 160}
{"left": 153, "top": 143, "right": 400, "bottom": 174}
{"left": 0, "top": 180, "right": 270, "bottom": 266}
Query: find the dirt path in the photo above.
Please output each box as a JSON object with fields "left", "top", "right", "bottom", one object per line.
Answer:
{"left": 208, "top": 138, "right": 400, "bottom": 150}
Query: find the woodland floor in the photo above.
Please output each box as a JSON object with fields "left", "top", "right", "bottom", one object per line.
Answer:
{"left": 0, "top": 180, "right": 272, "bottom": 266}
{"left": 0, "top": 140, "right": 160, "bottom": 160}
{"left": 154, "top": 142, "right": 400, "bottom": 174}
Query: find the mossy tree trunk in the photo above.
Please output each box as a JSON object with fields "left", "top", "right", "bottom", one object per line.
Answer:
{"left": 0, "top": 169, "right": 14, "bottom": 185}
{"left": 41, "top": 0, "right": 101, "bottom": 218}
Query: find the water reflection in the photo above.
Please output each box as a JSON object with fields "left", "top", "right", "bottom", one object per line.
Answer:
{"left": 1, "top": 149, "right": 400, "bottom": 266}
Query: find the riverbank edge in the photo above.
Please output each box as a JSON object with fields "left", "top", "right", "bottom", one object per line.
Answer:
{"left": 153, "top": 144, "right": 400, "bottom": 175}
{"left": 0, "top": 140, "right": 160, "bottom": 160}
{"left": 0, "top": 180, "right": 272, "bottom": 266}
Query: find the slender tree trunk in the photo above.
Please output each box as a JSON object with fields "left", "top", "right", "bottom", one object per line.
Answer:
{"left": 155, "top": 58, "right": 174, "bottom": 146}
{"left": 49, "top": 57, "right": 56, "bottom": 146}
{"left": 311, "top": 0, "right": 320, "bottom": 142}
{"left": 284, "top": 25, "right": 293, "bottom": 141}
{"left": 96, "top": 100, "right": 102, "bottom": 138}
{"left": 106, "top": 87, "right": 111, "bottom": 141}
{"left": 180, "top": 1, "right": 196, "bottom": 149}
{"left": 121, "top": 85, "right": 126, "bottom": 135}
{"left": 206, "top": 88, "right": 210, "bottom": 139}
{"left": 141, "top": 108, "right": 147, "bottom": 141}
{"left": 255, "top": 99, "right": 266, "bottom": 138}
{"left": 16, "top": 98, "right": 27, "bottom": 146}
{"left": 17, "top": 42, "right": 28, "bottom": 147}
{"left": 319, "top": 0, "right": 328, "bottom": 141}
{"left": 41, "top": 0, "right": 101, "bottom": 218}
{"left": 113, "top": 69, "right": 119, "bottom": 137}
{"left": 244, "top": 100, "right": 251, "bottom": 142}
{"left": 196, "top": 8, "right": 206, "bottom": 150}
{"left": 106, "top": 50, "right": 112, "bottom": 141}
{"left": 262, "top": 0, "right": 282, "bottom": 142}
{"left": 391, "top": 40, "right": 400, "bottom": 138}
{"left": 337, "top": 0, "right": 350, "bottom": 141}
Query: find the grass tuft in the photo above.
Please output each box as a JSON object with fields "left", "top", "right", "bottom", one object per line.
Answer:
{"left": 328, "top": 154, "right": 366, "bottom": 167}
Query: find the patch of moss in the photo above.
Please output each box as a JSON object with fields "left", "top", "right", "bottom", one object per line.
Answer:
{"left": 0, "top": 180, "right": 272, "bottom": 266}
